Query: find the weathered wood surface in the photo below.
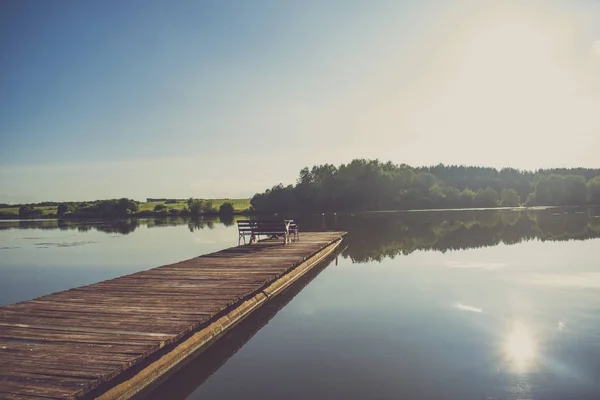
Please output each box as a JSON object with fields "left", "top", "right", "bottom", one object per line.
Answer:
{"left": 0, "top": 231, "right": 345, "bottom": 400}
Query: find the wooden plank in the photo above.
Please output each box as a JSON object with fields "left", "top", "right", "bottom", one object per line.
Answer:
{"left": 0, "top": 309, "right": 205, "bottom": 324}
{"left": 0, "top": 231, "right": 345, "bottom": 400}
{"left": 0, "top": 361, "right": 119, "bottom": 379}
{"left": 0, "top": 371, "right": 96, "bottom": 388}
{"left": 0, "top": 379, "right": 84, "bottom": 399}
{"left": 0, "top": 326, "right": 172, "bottom": 345}
{"left": 0, "top": 353, "right": 134, "bottom": 371}
{"left": 0, "top": 340, "right": 153, "bottom": 357}
{"left": 0, "top": 391, "right": 58, "bottom": 400}
{"left": 0, "top": 322, "right": 179, "bottom": 337}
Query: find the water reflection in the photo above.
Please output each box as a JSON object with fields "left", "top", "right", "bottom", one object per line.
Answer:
{"left": 2, "top": 208, "right": 599, "bottom": 257}
{"left": 504, "top": 322, "right": 537, "bottom": 372}
{"left": 320, "top": 207, "right": 600, "bottom": 262}
{"left": 143, "top": 250, "right": 342, "bottom": 400}
{"left": 188, "top": 217, "right": 215, "bottom": 232}
{"left": 0, "top": 216, "right": 236, "bottom": 235}
{"left": 0, "top": 216, "right": 244, "bottom": 305}
{"left": 2, "top": 208, "right": 600, "bottom": 399}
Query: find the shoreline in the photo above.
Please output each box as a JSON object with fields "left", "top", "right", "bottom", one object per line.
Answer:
{"left": 0, "top": 210, "right": 253, "bottom": 221}
{"left": 1, "top": 204, "right": 596, "bottom": 222}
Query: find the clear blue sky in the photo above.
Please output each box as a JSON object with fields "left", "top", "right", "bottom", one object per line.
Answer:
{"left": 1, "top": 0, "right": 599, "bottom": 203}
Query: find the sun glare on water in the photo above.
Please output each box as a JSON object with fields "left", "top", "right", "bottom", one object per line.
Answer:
{"left": 503, "top": 323, "right": 537, "bottom": 372}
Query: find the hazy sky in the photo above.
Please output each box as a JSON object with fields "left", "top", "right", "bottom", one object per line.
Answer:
{"left": 1, "top": 0, "right": 599, "bottom": 203}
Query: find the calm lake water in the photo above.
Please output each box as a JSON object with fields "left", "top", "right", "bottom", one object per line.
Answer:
{"left": 1, "top": 208, "right": 600, "bottom": 399}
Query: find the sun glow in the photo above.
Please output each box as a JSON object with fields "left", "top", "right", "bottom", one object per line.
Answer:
{"left": 504, "top": 323, "right": 537, "bottom": 371}
{"left": 406, "top": 2, "right": 600, "bottom": 167}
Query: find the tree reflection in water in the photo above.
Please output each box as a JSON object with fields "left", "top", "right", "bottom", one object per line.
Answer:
{"left": 2, "top": 208, "right": 598, "bottom": 262}
{"left": 311, "top": 207, "right": 600, "bottom": 263}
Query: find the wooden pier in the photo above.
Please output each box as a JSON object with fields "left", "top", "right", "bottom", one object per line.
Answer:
{"left": 0, "top": 231, "right": 345, "bottom": 400}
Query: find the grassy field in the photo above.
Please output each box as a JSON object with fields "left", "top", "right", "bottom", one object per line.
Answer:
{"left": 0, "top": 207, "right": 18, "bottom": 216}
{"left": 137, "top": 201, "right": 186, "bottom": 212}
{"left": 0, "top": 206, "right": 58, "bottom": 216}
{"left": 137, "top": 198, "right": 250, "bottom": 212}
{"left": 1, "top": 199, "right": 251, "bottom": 217}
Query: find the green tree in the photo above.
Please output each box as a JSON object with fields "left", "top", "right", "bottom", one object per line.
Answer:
{"left": 219, "top": 202, "right": 234, "bottom": 215}
{"left": 563, "top": 175, "right": 588, "bottom": 205}
{"left": 19, "top": 205, "right": 41, "bottom": 218}
{"left": 588, "top": 175, "right": 600, "bottom": 204}
{"left": 499, "top": 189, "right": 520, "bottom": 207}
{"left": 414, "top": 172, "right": 437, "bottom": 194}
{"left": 475, "top": 187, "right": 499, "bottom": 207}
{"left": 441, "top": 186, "right": 462, "bottom": 207}
{"left": 532, "top": 175, "right": 565, "bottom": 205}
{"left": 187, "top": 198, "right": 203, "bottom": 215}
{"left": 57, "top": 203, "right": 69, "bottom": 216}
{"left": 202, "top": 200, "right": 216, "bottom": 213}
{"left": 428, "top": 184, "right": 446, "bottom": 204}
{"left": 250, "top": 160, "right": 598, "bottom": 213}
{"left": 460, "top": 189, "right": 476, "bottom": 206}
{"left": 117, "top": 198, "right": 138, "bottom": 213}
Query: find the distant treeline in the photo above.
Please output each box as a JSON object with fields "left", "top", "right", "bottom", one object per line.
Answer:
{"left": 251, "top": 160, "right": 600, "bottom": 213}
{"left": 8, "top": 198, "right": 240, "bottom": 220}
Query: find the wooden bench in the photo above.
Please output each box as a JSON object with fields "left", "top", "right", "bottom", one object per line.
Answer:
{"left": 237, "top": 220, "right": 299, "bottom": 245}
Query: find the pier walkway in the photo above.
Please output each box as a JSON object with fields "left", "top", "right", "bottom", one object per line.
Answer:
{"left": 0, "top": 231, "right": 345, "bottom": 400}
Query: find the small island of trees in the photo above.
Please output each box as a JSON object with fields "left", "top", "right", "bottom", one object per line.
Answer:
{"left": 250, "top": 159, "right": 600, "bottom": 213}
